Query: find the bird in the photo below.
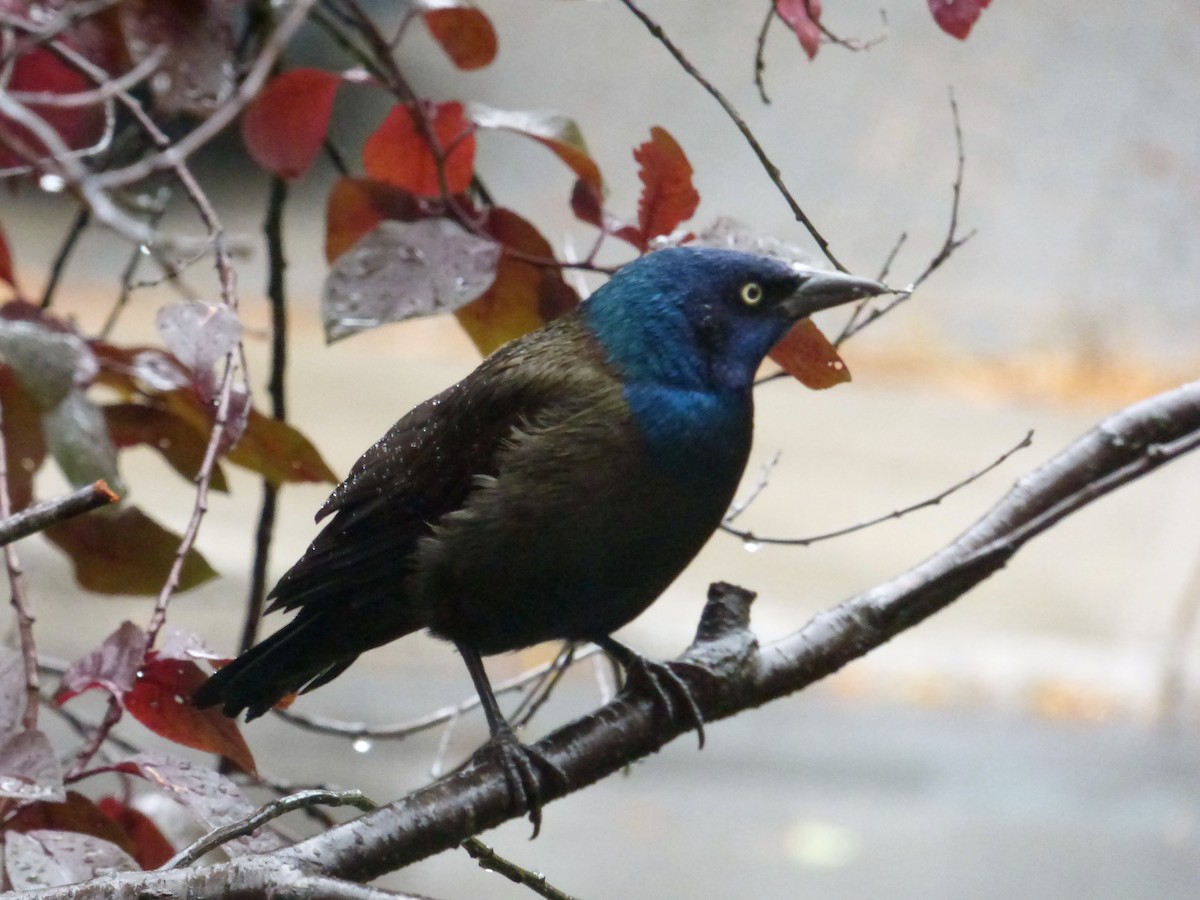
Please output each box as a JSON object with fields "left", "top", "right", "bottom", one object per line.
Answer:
{"left": 194, "top": 245, "right": 885, "bottom": 830}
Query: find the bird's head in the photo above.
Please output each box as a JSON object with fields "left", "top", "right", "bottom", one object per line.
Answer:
{"left": 584, "top": 246, "right": 886, "bottom": 391}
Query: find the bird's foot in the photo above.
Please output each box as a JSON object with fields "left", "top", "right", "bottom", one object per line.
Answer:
{"left": 472, "top": 725, "right": 567, "bottom": 838}
{"left": 599, "top": 638, "right": 707, "bottom": 749}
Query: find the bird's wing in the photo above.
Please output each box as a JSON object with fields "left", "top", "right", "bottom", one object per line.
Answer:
{"left": 266, "top": 317, "right": 609, "bottom": 616}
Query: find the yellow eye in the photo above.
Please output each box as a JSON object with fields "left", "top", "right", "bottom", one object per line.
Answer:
{"left": 740, "top": 282, "right": 763, "bottom": 305}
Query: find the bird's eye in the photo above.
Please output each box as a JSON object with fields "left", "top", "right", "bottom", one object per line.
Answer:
{"left": 740, "top": 282, "right": 763, "bottom": 306}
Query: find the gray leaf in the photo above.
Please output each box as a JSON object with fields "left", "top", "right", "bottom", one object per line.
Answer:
{"left": 322, "top": 218, "right": 501, "bottom": 343}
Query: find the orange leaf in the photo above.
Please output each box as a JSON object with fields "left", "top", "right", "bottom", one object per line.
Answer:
{"left": 324, "top": 177, "right": 422, "bottom": 263}
{"left": 241, "top": 68, "right": 341, "bottom": 180}
{"left": 768, "top": 318, "right": 851, "bottom": 389}
{"left": 226, "top": 408, "right": 338, "bottom": 486}
{"left": 632, "top": 126, "right": 699, "bottom": 251}
{"left": 455, "top": 209, "right": 579, "bottom": 354}
{"left": 423, "top": 5, "right": 497, "bottom": 70}
{"left": 363, "top": 101, "right": 475, "bottom": 197}
{"left": 125, "top": 655, "right": 256, "bottom": 775}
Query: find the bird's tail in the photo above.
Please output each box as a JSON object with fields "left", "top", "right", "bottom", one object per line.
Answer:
{"left": 192, "top": 611, "right": 364, "bottom": 721}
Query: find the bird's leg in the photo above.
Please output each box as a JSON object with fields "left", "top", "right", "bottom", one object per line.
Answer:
{"left": 456, "top": 642, "right": 567, "bottom": 837}
{"left": 595, "top": 636, "right": 706, "bottom": 749}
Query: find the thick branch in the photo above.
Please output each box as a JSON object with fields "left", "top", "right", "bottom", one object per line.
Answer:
{"left": 21, "top": 379, "right": 1200, "bottom": 898}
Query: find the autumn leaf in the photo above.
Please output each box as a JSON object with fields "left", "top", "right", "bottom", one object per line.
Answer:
{"left": 105, "top": 403, "right": 230, "bottom": 492}
{"left": 776, "top": 0, "right": 822, "bottom": 60}
{"left": 928, "top": 0, "right": 992, "bottom": 39}
{"left": 363, "top": 101, "right": 475, "bottom": 197}
{"left": 241, "top": 68, "right": 342, "bottom": 180}
{"left": 421, "top": 2, "right": 498, "bottom": 70}
{"left": 6, "top": 792, "right": 140, "bottom": 862}
{"left": 0, "top": 48, "right": 106, "bottom": 171}
{"left": 324, "top": 177, "right": 423, "bottom": 263}
{"left": 227, "top": 408, "right": 338, "bottom": 486}
{"left": 455, "top": 208, "right": 580, "bottom": 354}
{"left": 0, "top": 221, "right": 17, "bottom": 293}
{"left": 467, "top": 103, "right": 602, "bottom": 191}
{"left": 768, "top": 318, "right": 851, "bottom": 389}
{"left": 96, "top": 798, "right": 175, "bottom": 869}
{"left": 55, "top": 621, "right": 145, "bottom": 704}
{"left": 623, "top": 127, "right": 700, "bottom": 251}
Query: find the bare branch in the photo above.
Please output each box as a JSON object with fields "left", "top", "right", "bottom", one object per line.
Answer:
{"left": 0, "top": 399, "right": 38, "bottom": 730}
{"left": 462, "top": 838, "right": 578, "bottom": 900}
{"left": 0, "top": 480, "right": 119, "bottom": 547}
{"left": 721, "top": 430, "right": 1032, "bottom": 546}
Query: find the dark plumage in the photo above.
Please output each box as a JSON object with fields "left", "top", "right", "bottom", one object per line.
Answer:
{"left": 194, "top": 246, "right": 884, "bottom": 828}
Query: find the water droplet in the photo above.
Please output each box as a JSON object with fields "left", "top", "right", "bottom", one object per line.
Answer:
{"left": 743, "top": 539, "right": 761, "bottom": 553}
{"left": 352, "top": 737, "right": 373, "bottom": 754}
{"left": 138, "top": 243, "right": 152, "bottom": 256}
{"left": 38, "top": 173, "right": 66, "bottom": 193}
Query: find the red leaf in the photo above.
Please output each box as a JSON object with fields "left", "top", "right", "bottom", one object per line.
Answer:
{"left": 0, "top": 47, "right": 106, "bottom": 172}
{"left": 775, "top": 0, "right": 822, "bottom": 60}
{"left": 7, "top": 792, "right": 140, "bottom": 862}
{"left": 423, "top": 4, "right": 498, "bottom": 70}
{"left": 455, "top": 208, "right": 579, "bottom": 354}
{"left": 45, "top": 505, "right": 217, "bottom": 595}
{"left": 241, "top": 68, "right": 342, "bottom": 180}
{"left": 55, "top": 621, "right": 145, "bottom": 704}
{"left": 466, "top": 103, "right": 602, "bottom": 191}
{"left": 631, "top": 127, "right": 700, "bottom": 252}
{"left": 570, "top": 178, "right": 603, "bottom": 228}
{"left": 96, "top": 797, "right": 175, "bottom": 869}
{"left": 104, "top": 403, "right": 230, "bottom": 492}
{"left": 4, "top": 829, "right": 137, "bottom": 889}
{"left": 227, "top": 408, "right": 338, "bottom": 486}
{"left": 363, "top": 101, "right": 475, "bottom": 197}
{"left": 324, "top": 177, "right": 423, "bottom": 263}
{"left": 768, "top": 318, "right": 851, "bottom": 389}
{"left": 928, "top": 0, "right": 992, "bottom": 39}
{"left": 0, "top": 221, "right": 17, "bottom": 292}
{"left": 125, "top": 654, "right": 256, "bottom": 775}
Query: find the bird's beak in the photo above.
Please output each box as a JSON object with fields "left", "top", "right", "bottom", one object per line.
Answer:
{"left": 782, "top": 266, "right": 888, "bottom": 319}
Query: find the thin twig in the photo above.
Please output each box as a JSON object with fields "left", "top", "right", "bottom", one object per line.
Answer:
{"left": 162, "top": 789, "right": 378, "bottom": 870}
{"left": 0, "top": 400, "right": 38, "bottom": 730}
{"left": 752, "top": 3, "right": 775, "bottom": 105}
{"left": 0, "top": 480, "right": 118, "bottom": 547}
{"left": 721, "top": 430, "right": 1033, "bottom": 546}
{"left": 723, "top": 450, "right": 782, "bottom": 525}
{"left": 461, "top": 838, "right": 578, "bottom": 900}
{"left": 617, "top": 0, "right": 845, "bottom": 270}
{"left": 39, "top": 205, "right": 90, "bottom": 309}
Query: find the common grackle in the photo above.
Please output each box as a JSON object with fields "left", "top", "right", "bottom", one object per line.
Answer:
{"left": 194, "top": 246, "right": 885, "bottom": 830}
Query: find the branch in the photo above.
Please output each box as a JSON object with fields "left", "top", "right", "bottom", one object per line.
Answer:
{"left": 23, "top": 379, "right": 1200, "bottom": 898}
{"left": 0, "top": 480, "right": 119, "bottom": 547}
{"left": 616, "top": 0, "right": 846, "bottom": 271}
{"left": 461, "top": 838, "right": 578, "bottom": 900}
{"left": 0, "top": 400, "right": 38, "bottom": 730}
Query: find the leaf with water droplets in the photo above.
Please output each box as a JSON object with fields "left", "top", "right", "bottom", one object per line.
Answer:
{"left": 695, "top": 217, "right": 815, "bottom": 266}
{"left": 0, "top": 646, "right": 27, "bottom": 735}
{"left": 155, "top": 300, "right": 241, "bottom": 378}
{"left": 322, "top": 218, "right": 501, "bottom": 342}
{"left": 55, "top": 621, "right": 145, "bottom": 704}
{"left": 768, "top": 318, "right": 851, "bottom": 390}
{"left": 103, "top": 753, "right": 286, "bottom": 857}
{"left": 0, "top": 730, "right": 65, "bottom": 803}
{"left": 4, "top": 829, "right": 137, "bottom": 889}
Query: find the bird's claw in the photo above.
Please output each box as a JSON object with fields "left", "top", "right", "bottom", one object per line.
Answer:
{"left": 472, "top": 726, "right": 567, "bottom": 838}
{"left": 619, "top": 655, "right": 708, "bottom": 749}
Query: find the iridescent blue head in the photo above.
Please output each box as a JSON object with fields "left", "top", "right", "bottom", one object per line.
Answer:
{"left": 583, "top": 246, "right": 885, "bottom": 392}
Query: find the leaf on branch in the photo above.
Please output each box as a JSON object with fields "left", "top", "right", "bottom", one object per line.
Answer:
{"left": 322, "top": 218, "right": 501, "bottom": 342}
{"left": 466, "top": 102, "right": 603, "bottom": 191}
{"left": 155, "top": 301, "right": 241, "bottom": 379}
{"left": 226, "top": 408, "right": 338, "bottom": 486}
{"left": 4, "top": 829, "right": 138, "bottom": 889}
{"left": 570, "top": 178, "right": 604, "bottom": 228}
{"left": 325, "top": 177, "right": 425, "bottom": 263}
{"left": 5, "top": 791, "right": 140, "bottom": 862}
{"left": 55, "top": 621, "right": 145, "bottom": 704}
{"left": 42, "top": 388, "right": 124, "bottom": 493}
{"left": 420, "top": 1, "right": 498, "bottom": 70}
{"left": 0, "top": 730, "right": 65, "bottom": 803}
{"left": 775, "top": 0, "right": 823, "bottom": 60}
{"left": 621, "top": 127, "right": 700, "bottom": 252}
{"left": 104, "top": 403, "right": 230, "bottom": 492}
{"left": 0, "top": 647, "right": 26, "bottom": 736}
{"left": 117, "top": 0, "right": 236, "bottom": 115}
{"left": 455, "top": 208, "right": 580, "bottom": 355}
{"left": 928, "top": 0, "right": 992, "bottom": 39}
{"left": 96, "top": 797, "right": 176, "bottom": 869}
{"left": 124, "top": 654, "right": 256, "bottom": 775}
{"left": 768, "top": 318, "right": 851, "bottom": 389}
{"left": 241, "top": 68, "right": 343, "bottom": 180}
{"left": 45, "top": 505, "right": 217, "bottom": 595}
{"left": 0, "top": 48, "right": 106, "bottom": 171}
{"left": 0, "top": 368, "right": 47, "bottom": 510}
{"left": 363, "top": 101, "right": 475, "bottom": 197}
{"left": 0, "top": 303, "right": 96, "bottom": 411}
{"left": 0, "top": 221, "right": 18, "bottom": 292}
{"left": 104, "top": 753, "right": 287, "bottom": 857}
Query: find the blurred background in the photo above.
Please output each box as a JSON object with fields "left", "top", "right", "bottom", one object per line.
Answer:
{"left": 6, "top": 0, "right": 1200, "bottom": 896}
